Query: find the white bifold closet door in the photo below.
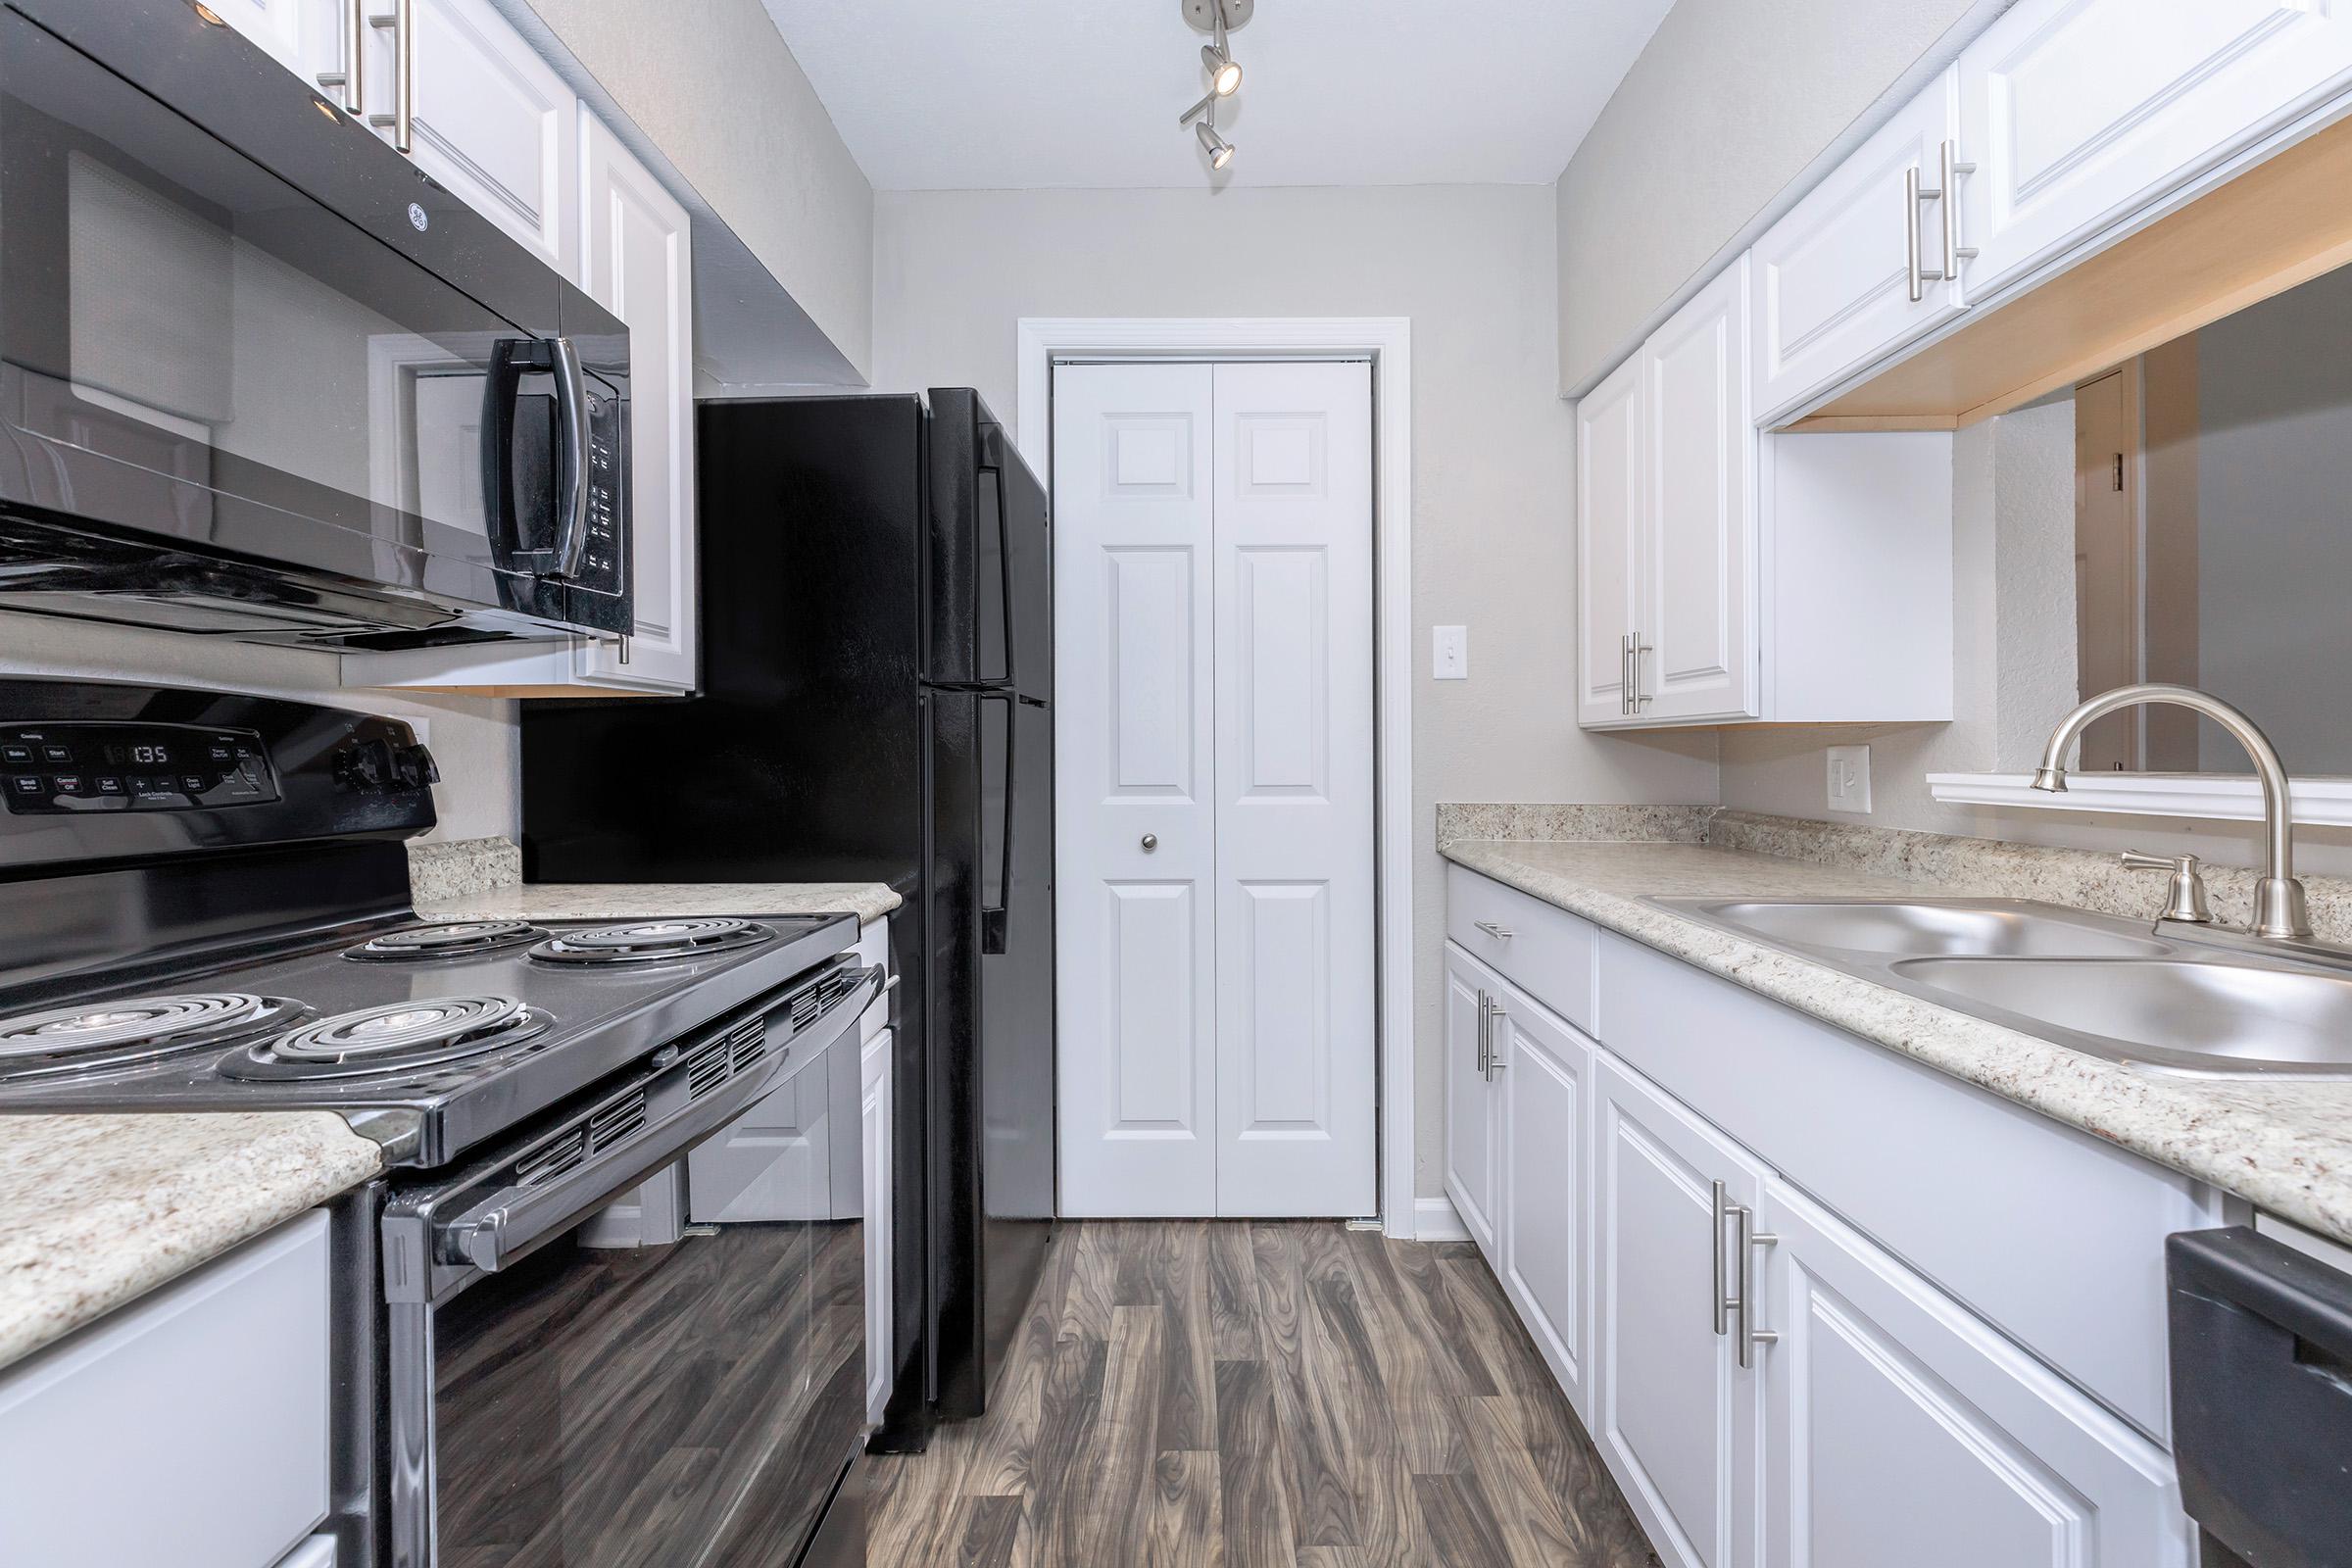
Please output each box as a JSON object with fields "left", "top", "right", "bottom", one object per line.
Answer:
{"left": 1054, "top": 360, "right": 1376, "bottom": 1218}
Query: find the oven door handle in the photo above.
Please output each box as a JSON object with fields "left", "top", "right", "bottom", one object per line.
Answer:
{"left": 435, "top": 963, "right": 884, "bottom": 1275}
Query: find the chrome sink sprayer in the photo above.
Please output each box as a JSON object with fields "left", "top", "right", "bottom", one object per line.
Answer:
{"left": 2031, "top": 683, "right": 2312, "bottom": 942}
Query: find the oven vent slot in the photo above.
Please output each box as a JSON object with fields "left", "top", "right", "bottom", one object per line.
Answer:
{"left": 685, "top": 1035, "right": 734, "bottom": 1101}
{"left": 790, "top": 967, "right": 855, "bottom": 1031}
{"left": 588, "top": 1090, "right": 647, "bottom": 1152}
{"left": 728, "top": 1018, "right": 769, "bottom": 1073}
{"left": 515, "top": 1127, "right": 587, "bottom": 1187}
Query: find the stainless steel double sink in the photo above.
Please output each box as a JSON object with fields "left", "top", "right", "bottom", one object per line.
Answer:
{"left": 1651, "top": 896, "right": 2352, "bottom": 1078}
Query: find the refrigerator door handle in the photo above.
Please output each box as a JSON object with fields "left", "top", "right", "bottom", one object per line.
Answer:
{"left": 978, "top": 422, "right": 1015, "bottom": 690}
{"left": 980, "top": 690, "right": 1015, "bottom": 956}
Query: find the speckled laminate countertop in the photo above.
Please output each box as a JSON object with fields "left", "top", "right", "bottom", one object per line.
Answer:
{"left": 417, "top": 880, "right": 903, "bottom": 926}
{"left": 0, "top": 1112, "right": 382, "bottom": 1371}
{"left": 1444, "top": 838, "right": 2352, "bottom": 1247}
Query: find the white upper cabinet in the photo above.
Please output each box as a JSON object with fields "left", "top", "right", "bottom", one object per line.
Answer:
{"left": 1639, "top": 258, "right": 1755, "bottom": 723}
{"left": 1752, "top": 72, "right": 1964, "bottom": 425}
{"left": 1575, "top": 351, "right": 1642, "bottom": 726}
{"left": 1958, "top": 0, "right": 2352, "bottom": 300}
{"left": 366, "top": 0, "right": 580, "bottom": 279}
{"left": 572, "top": 111, "right": 698, "bottom": 693}
{"left": 207, "top": 0, "right": 314, "bottom": 75}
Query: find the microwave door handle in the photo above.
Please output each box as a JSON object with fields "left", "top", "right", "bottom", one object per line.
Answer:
{"left": 546, "top": 335, "right": 592, "bottom": 580}
{"left": 981, "top": 691, "right": 1014, "bottom": 956}
{"left": 435, "top": 965, "right": 885, "bottom": 1274}
{"left": 480, "top": 339, "right": 527, "bottom": 571}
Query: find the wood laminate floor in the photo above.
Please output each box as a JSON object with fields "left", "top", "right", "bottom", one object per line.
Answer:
{"left": 868, "top": 1220, "right": 1661, "bottom": 1567}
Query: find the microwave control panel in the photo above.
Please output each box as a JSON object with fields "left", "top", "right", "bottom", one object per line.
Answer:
{"left": 1, "top": 722, "right": 278, "bottom": 814}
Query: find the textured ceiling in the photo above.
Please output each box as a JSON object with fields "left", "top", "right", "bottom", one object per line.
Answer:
{"left": 760, "top": 0, "right": 1675, "bottom": 189}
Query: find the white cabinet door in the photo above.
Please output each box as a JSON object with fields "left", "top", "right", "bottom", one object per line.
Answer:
{"left": 1444, "top": 942, "right": 1501, "bottom": 1263}
{"left": 1959, "top": 0, "right": 2352, "bottom": 300}
{"left": 863, "top": 1027, "right": 894, "bottom": 1425}
{"left": 1752, "top": 72, "right": 1964, "bottom": 424}
{"left": 368, "top": 0, "right": 579, "bottom": 277}
{"left": 1595, "top": 1053, "right": 1764, "bottom": 1568}
{"left": 1496, "top": 981, "right": 1592, "bottom": 1420}
{"left": 572, "top": 112, "right": 697, "bottom": 693}
{"left": 1760, "top": 1178, "right": 2192, "bottom": 1568}
{"left": 1576, "top": 350, "right": 1643, "bottom": 726}
{"left": 1640, "top": 257, "right": 1756, "bottom": 723}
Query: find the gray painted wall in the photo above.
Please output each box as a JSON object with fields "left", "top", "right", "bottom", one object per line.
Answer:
{"left": 871, "top": 183, "right": 1719, "bottom": 1200}
{"left": 513, "top": 0, "right": 875, "bottom": 384}
{"left": 1553, "top": 0, "right": 1998, "bottom": 396}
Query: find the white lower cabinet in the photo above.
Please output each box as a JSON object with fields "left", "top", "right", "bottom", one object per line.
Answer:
{"left": 1594, "top": 1053, "right": 1764, "bottom": 1568}
{"left": 1759, "top": 1178, "right": 2187, "bottom": 1568}
{"left": 0, "top": 1211, "right": 332, "bottom": 1568}
{"left": 1446, "top": 868, "right": 2196, "bottom": 1568}
{"left": 1495, "top": 981, "right": 1592, "bottom": 1420}
{"left": 1444, "top": 942, "right": 1502, "bottom": 1262}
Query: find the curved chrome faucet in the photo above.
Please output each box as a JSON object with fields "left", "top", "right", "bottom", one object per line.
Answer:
{"left": 2031, "top": 683, "right": 2311, "bottom": 940}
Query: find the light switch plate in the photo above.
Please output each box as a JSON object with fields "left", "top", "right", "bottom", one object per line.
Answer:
{"left": 1432, "top": 625, "right": 1468, "bottom": 680}
{"left": 1827, "top": 744, "right": 1872, "bottom": 814}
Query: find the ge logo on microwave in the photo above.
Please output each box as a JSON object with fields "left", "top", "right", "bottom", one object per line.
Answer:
{"left": 408, "top": 203, "right": 429, "bottom": 232}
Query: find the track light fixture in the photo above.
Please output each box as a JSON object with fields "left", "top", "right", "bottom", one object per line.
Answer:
{"left": 1176, "top": 0, "right": 1251, "bottom": 174}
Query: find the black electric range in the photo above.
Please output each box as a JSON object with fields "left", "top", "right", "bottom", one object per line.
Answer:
{"left": 0, "top": 679, "right": 882, "bottom": 1568}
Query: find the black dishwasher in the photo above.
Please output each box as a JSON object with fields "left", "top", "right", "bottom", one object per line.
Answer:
{"left": 2168, "top": 1226, "right": 2352, "bottom": 1567}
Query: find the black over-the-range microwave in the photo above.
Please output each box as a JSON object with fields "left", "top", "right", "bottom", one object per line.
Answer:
{"left": 0, "top": 0, "right": 630, "bottom": 649}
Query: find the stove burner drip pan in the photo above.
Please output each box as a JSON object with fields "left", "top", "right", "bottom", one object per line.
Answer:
{"left": 0, "top": 993, "right": 298, "bottom": 1080}
{"left": 224, "top": 996, "right": 550, "bottom": 1081}
{"left": 529, "top": 917, "right": 772, "bottom": 966}
{"left": 347, "top": 920, "right": 549, "bottom": 961}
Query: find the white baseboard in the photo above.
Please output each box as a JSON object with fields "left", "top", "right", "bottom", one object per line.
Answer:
{"left": 1398, "top": 1196, "right": 1470, "bottom": 1243}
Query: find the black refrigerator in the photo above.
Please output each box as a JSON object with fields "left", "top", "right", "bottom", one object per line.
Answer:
{"left": 518, "top": 389, "right": 1055, "bottom": 1446}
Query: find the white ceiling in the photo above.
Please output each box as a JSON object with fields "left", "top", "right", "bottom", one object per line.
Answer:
{"left": 760, "top": 0, "right": 1675, "bottom": 190}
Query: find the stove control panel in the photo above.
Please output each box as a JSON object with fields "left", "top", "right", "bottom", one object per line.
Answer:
{"left": 1, "top": 722, "right": 279, "bottom": 814}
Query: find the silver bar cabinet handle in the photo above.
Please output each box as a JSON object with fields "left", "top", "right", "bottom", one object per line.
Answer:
{"left": 368, "top": 0, "right": 415, "bottom": 153}
{"left": 1903, "top": 163, "right": 1924, "bottom": 303}
{"left": 1619, "top": 633, "right": 1633, "bottom": 716}
{"left": 1939, "top": 138, "right": 1977, "bottom": 284}
{"left": 1633, "top": 641, "right": 1650, "bottom": 711}
{"left": 1475, "top": 990, "right": 1490, "bottom": 1076}
{"left": 1473, "top": 919, "right": 1514, "bottom": 942}
{"left": 317, "top": 0, "right": 364, "bottom": 113}
{"left": 1485, "top": 1001, "right": 1506, "bottom": 1079}
{"left": 1711, "top": 1179, "right": 1730, "bottom": 1336}
{"left": 1733, "top": 1200, "right": 1780, "bottom": 1369}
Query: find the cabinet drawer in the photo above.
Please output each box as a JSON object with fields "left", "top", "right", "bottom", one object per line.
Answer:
{"left": 1446, "top": 865, "right": 1596, "bottom": 1031}
{"left": 1597, "top": 930, "right": 2230, "bottom": 1439}
{"left": 0, "top": 1211, "right": 332, "bottom": 1568}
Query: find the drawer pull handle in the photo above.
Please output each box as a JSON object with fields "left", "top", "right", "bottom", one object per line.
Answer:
{"left": 1474, "top": 920, "right": 1514, "bottom": 941}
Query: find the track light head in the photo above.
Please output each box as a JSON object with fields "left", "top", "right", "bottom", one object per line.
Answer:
{"left": 1196, "top": 119, "right": 1234, "bottom": 170}
{"left": 1201, "top": 43, "right": 1242, "bottom": 96}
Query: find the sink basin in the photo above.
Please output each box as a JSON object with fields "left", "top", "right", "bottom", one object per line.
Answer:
{"left": 1891, "top": 956, "right": 2352, "bottom": 1075}
{"left": 1678, "top": 899, "right": 2170, "bottom": 958}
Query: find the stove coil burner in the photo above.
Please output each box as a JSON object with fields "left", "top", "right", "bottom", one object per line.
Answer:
{"left": 529, "top": 917, "right": 773, "bottom": 966}
{"left": 222, "top": 995, "right": 549, "bottom": 1081}
{"left": 347, "top": 920, "right": 549, "bottom": 961}
{"left": 0, "top": 993, "right": 295, "bottom": 1080}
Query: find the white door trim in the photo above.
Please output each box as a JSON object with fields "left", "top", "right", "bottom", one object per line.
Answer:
{"left": 1016, "top": 316, "right": 1417, "bottom": 1239}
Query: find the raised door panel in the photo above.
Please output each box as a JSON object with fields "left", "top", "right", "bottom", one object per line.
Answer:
{"left": 1761, "top": 1179, "right": 2192, "bottom": 1568}
{"left": 1753, "top": 73, "right": 1964, "bottom": 423}
{"left": 1054, "top": 363, "right": 1218, "bottom": 1216}
{"left": 1641, "top": 257, "right": 1756, "bottom": 723}
{"left": 1211, "top": 361, "right": 1376, "bottom": 1217}
{"left": 1444, "top": 943, "right": 1499, "bottom": 1261}
{"left": 1498, "top": 986, "right": 1592, "bottom": 1419}
{"left": 573, "top": 113, "right": 696, "bottom": 691}
{"left": 1960, "top": 0, "right": 2352, "bottom": 298}
{"left": 372, "top": 0, "right": 579, "bottom": 276}
{"left": 1595, "top": 1053, "right": 1764, "bottom": 1568}
{"left": 1577, "top": 351, "right": 1642, "bottom": 727}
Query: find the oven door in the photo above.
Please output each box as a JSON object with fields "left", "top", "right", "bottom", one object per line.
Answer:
{"left": 0, "top": 0, "right": 629, "bottom": 645}
{"left": 381, "top": 964, "right": 880, "bottom": 1568}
